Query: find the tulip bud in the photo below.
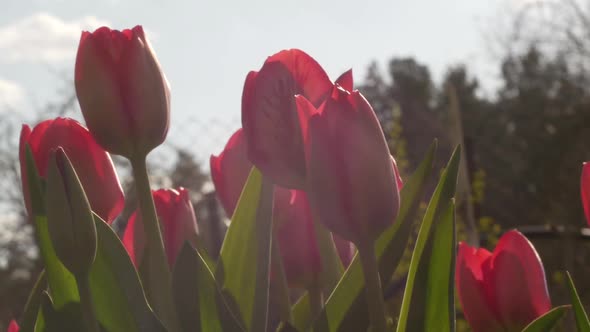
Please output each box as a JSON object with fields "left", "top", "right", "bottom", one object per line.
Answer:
{"left": 123, "top": 188, "right": 199, "bottom": 268}
{"left": 19, "top": 118, "right": 124, "bottom": 223}
{"left": 8, "top": 320, "right": 19, "bottom": 332}
{"left": 75, "top": 25, "right": 170, "bottom": 158}
{"left": 241, "top": 49, "right": 332, "bottom": 189}
{"left": 304, "top": 87, "right": 400, "bottom": 246}
{"left": 581, "top": 162, "right": 590, "bottom": 226}
{"left": 45, "top": 148, "right": 97, "bottom": 276}
{"left": 456, "top": 230, "right": 551, "bottom": 332}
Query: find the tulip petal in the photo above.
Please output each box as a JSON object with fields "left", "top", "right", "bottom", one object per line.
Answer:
{"left": 491, "top": 230, "right": 551, "bottom": 329}
{"left": 210, "top": 128, "right": 252, "bottom": 217}
{"left": 335, "top": 69, "right": 353, "bottom": 92}
{"left": 581, "top": 162, "right": 590, "bottom": 226}
{"left": 456, "top": 243, "right": 503, "bottom": 332}
{"left": 275, "top": 189, "right": 321, "bottom": 288}
{"left": 241, "top": 49, "right": 332, "bottom": 189}
{"left": 306, "top": 87, "right": 398, "bottom": 244}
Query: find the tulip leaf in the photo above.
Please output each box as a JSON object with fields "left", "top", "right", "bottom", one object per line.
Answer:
{"left": 34, "top": 292, "right": 85, "bottom": 332}
{"left": 286, "top": 141, "right": 437, "bottom": 332}
{"left": 173, "top": 243, "right": 245, "bottom": 332}
{"left": 566, "top": 271, "right": 590, "bottom": 332}
{"left": 521, "top": 305, "right": 569, "bottom": 332}
{"left": 24, "top": 147, "right": 80, "bottom": 309}
{"left": 216, "top": 167, "right": 274, "bottom": 332}
{"left": 396, "top": 146, "right": 461, "bottom": 332}
{"left": 19, "top": 270, "right": 47, "bottom": 332}
{"left": 88, "top": 214, "right": 167, "bottom": 332}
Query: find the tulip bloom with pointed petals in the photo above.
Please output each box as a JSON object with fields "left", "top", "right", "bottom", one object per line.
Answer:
{"left": 19, "top": 118, "right": 124, "bottom": 223}
{"left": 456, "top": 230, "right": 551, "bottom": 332}
{"left": 304, "top": 87, "right": 400, "bottom": 246}
{"left": 8, "top": 320, "right": 18, "bottom": 332}
{"left": 75, "top": 25, "right": 170, "bottom": 158}
{"left": 211, "top": 129, "right": 354, "bottom": 283}
{"left": 581, "top": 162, "right": 590, "bottom": 226}
{"left": 123, "top": 188, "right": 198, "bottom": 268}
{"left": 242, "top": 49, "right": 333, "bottom": 189}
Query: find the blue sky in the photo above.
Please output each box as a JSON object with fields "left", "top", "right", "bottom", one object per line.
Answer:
{"left": 0, "top": 0, "right": 526, "bottom": 162}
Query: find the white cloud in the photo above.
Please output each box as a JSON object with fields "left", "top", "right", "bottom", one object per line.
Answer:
{"left": 0, "top": 79, "right": 25, "bottom": 110}
{"left": 0, "top": 13, "right": 110, "bottom": 63}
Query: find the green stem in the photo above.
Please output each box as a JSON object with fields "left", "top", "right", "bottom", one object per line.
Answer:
{"left": 131, "top": 156, "right": 179, "bottom": 331}
{"left": 76, "top": 274, "right": 100, "bottom": 332}
{"left": 307, "top": 282, "right": 323, "bottom": 323}
{"left": 357, "top": 242, "right": 388, "bottom": 332}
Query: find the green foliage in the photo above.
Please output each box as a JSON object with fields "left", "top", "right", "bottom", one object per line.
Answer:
{"left": 396, "top": 147, "right": 460, "bottom": 332}
{"left": 216, "top": 168, "right": 273, "bottom": 332}
{"left": 521, "top": 305, "right": 570, "bottom": 332}
{"left": 566, "top": 272, "right": 590, "bottom": 332}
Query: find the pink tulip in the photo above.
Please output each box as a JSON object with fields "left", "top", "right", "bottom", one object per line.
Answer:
{"left": 19, "top": 118, "right": 124, "bottom": 223}
{"left": 304, "top": 87, "right": 400, "bottom": 245}
{"left": 7, "top": 320, "right": 18, "bottom": 332}
{"left": 75, "top": 25, "right": 170, "bottom": 158}
{"left": 211, "top": 129, "right": 354, "bottom": 285}
{"left": 123, "top": 188, "right": 198, "bottom": 268}
{"left": 456, "top": 230, "right": 551, "bottom": 332}
{"left": 241, "top": 49, "right": 333, "bottom": 189}
{"left": 210, "top": 129, "right": 251, "bottom": 217}
{"left": 581, "top": 162, "right": 590, "bottom": 227}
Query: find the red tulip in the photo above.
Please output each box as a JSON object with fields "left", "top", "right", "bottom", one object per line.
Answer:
{"left": 241, "top": 49, "right": 332, "bottom": 189}
{"left": 123, "top": 188, "right": 198, "bottom": 268}
{"left": 456, "top": 230, "right": 551, "bottom": 332}
{"left": 211, "top": 129, "right": 355, "bottom": 285}
{"left": 304, "top": 87, "right": 400, "bottom": 245}
{"left": 7, "top": 320, "right": 18, "bottom": 332}
{"left": 273, "top": 189, "right": 322, "bottom": 287}
{"left": 75, "top": 25, "right": 170, "bottom": 158}
{"left": 210, "top": 129, "right": 251, "bottom": 217}
{"left": 19, "top": 118, "right": 124, "bottom": 223}
{"left": 581, "top": 162, "right": 590, "bottom": 226}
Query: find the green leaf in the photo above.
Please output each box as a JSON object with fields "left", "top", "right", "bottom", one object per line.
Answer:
{"left": 286, "top": 141, "right": 437, "bottom": 332}
{"left": 173, "top": 243, "right": 245, "bottom": 332}
{"left": 566, "top": 271, "right": 590, "bottom": 332}
{"left": 25, "top": 147, "right": 79, "bottom": 308}
{"left": 521, "top": 305, "right": 569, "bottom": 332}
{"left": 89, "top": 214, "right": 167, "bottom": 332}
{"left": 34, "top": 292, "right": 84, "bottom": 332}
{"left": 216, "top": 168, "right": 274, "bottom": 332}
{"left": 20, "top": 270, "right": 46, "bottom": 332}
{"left": 396, "top": 146, "right": 461, "bottom": 332}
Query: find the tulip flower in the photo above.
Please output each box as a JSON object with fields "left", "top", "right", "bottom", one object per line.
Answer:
{"left": 211, "top": 129, "right": 354, "bottom": 284}
{"left": 304, "top": 87, "right": 400, "bottom": 246}
{"left": 75, "top": 25, "right": 170, "bottom": 158}
{"left": 210, "top": 129, "right": 251, "bottom": 217}
{"left": 241, "top": 49, "right": 333, "bottom": 189}
{"left": 123, "top": 188, "right": 199, "bottom": 268}
{"left": 456, "top": 230, "right": 551, "bottom": 332}
{"left": 19, "top": 118, "right": 124, "bottom": 223}
{"left": 8, "top": 320, "right": 18, "bottom": 332}
{"left": 581, "top": 162, "right": 590, "bottom": 226}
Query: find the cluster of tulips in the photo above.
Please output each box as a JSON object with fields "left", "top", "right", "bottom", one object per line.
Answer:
{"left": 6, "top": 24, "right": 590, "bottom": 332}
